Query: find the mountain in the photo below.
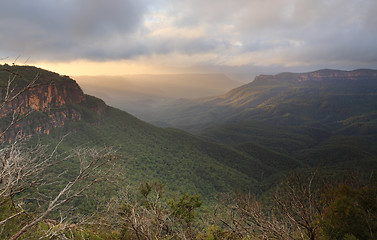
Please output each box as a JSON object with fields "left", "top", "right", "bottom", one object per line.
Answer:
{"left": 145, "top": 69, "right": 377, "bottom": 129}
{"left": 143, "top": 69, "right": 377, "bottom": 170}
{"left": 0, "top": 65, "right": 299, "bottom": 202}
{"left": 74, "top": 74, "right": 242, "bottom": 122}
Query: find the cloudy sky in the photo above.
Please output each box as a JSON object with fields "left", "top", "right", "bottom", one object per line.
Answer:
{"left": 1, "top": 0, "right": 376, "bottom": 81}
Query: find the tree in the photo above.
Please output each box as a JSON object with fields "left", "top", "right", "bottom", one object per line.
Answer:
{"left": 117, "top": 182, "right": 173, "bottom": 240}
{"left": 117, "top": 181, "right": 202, "bottom": 240}
{"left": 0, "top": 140, "right": 116, "bottom": 240}
{"left": 0, "top": 65, "right": 118, "bottom": 239}
{"left": 169, "top": 193, "right": 202, "bottom": 239}
{"left": 271, "top": 171, "right": 325, "bottom": 240}
{"left": 321, "top": 180, "right": 377, "bottom": 240}
{"left": 215, "top": 171, "right": 326, "bottom": 240}
{"left": 0, "top": 64, "right": 38, "bottom": 141}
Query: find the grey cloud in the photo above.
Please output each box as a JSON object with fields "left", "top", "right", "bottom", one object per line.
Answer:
{"left": 0, "top": 0, "right": 146, "bottom": 60}
{"left": 112, "top": 36, "right": 219, "bottom": 60}
{"left": 148, "top": 36, "right": 219, "bottom": 55}
{"left": 166, "top": 0, "right": 377, "bottom": 67}
{"left": 1, "top": 0, "right": 377, "bottom": 71}
{"left": 0, "top": 0, "right": 217, "bottom": 61}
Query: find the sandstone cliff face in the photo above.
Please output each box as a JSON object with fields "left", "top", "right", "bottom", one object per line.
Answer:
{"left": 8, "top": 81, "right": 85, "bottom": 114}
{"left": 0, "top": 66, "right": 107, "bottom": 142}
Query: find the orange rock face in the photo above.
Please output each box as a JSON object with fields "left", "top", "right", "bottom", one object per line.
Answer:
{"left": 1, "top": 78, "right": 105, "bottom": 142}
{"left": 16, "top": 82, "right": 85, "bottom": 112}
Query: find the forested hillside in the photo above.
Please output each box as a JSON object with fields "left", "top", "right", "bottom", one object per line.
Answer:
{"left": 1, "top": 65, "right": 377, "bottom": 239}
{"left": 140, "top": 69, "right": 377, "bottom": 171}
{"left": 1, "top": 65, "right": 286, "bottom": 200}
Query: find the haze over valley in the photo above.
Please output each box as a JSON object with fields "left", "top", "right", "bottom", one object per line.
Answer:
{"left": 1, "top": 0, "right": 377, "bottom": 239}
{"left": 75, "top": 74, "right": 242, "bottom": 121}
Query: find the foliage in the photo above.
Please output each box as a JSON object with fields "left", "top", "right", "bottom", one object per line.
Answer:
{"left": 321, "top": 181, "right": 377, "bottom": 240}
{"left": 169, "top": 194, "right": 202, "bottom": 225}
{"left": 214, "top": 171, "right": 377, "bottom": 240}
{"left": 0, "top": 64, "right": 76, "bottom": 88}
{"left": 0, "top": 142, "right": 117, "bottom": 240}
{"left": 169, "top": 193, "right": 202, "bottom": 238}
{"left": 117, "top": 181, "right": 202, "bottom": 240}
{"left": 38, "top": 106, "right": 259, "bottom": 202}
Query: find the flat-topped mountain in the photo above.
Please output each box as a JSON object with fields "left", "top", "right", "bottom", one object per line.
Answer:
{"left": 253, "top": 69, "right": 377, "bottom": 83}
{"left": 146, "top": 69, "right": 377, "bottom": 130}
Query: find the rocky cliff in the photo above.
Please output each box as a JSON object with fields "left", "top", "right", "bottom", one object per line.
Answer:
{"left": 0, "top": 65, "right": 106, "bottom": 142}
{"left": 253, "top": 69, "right": 377, "bottom": 84}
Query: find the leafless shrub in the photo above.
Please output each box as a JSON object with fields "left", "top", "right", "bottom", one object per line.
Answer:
{"left": 0, "top": 66, "right": 38, "bottom": 140}
{"left": 0, "top": 144, "right": 117, "bottom": 240}
{"left": 215, "top": 171, "right": 328, "bottom": 240}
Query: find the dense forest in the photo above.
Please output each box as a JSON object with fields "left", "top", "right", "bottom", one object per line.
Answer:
{"left": 1, "top": 65, "right": 377, "bottom": 239}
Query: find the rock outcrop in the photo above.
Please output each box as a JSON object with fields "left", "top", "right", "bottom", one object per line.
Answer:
{"left": 253, "top": 69, "right": 377, "bottom": 84}
{"left": 0, "top": 65, "right": 107, "bottom": 142}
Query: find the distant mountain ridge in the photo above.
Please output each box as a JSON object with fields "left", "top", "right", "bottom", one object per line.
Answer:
{"left": 145, "top": 68, "right": 377, "bottom": 130}
{"left": 253, "top": 69, "right": 377, "bottom": 84}
{"left": 215, "top": 69, "right": 377, "bottom": 107}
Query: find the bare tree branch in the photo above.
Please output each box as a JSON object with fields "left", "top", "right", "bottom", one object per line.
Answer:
{"left": 8, "top": 146, "right": 116, "bottom": 240}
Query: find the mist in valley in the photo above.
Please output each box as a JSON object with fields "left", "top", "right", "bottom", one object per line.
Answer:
{"left": 75, "top": 74, "right": 242, "bottom": 123}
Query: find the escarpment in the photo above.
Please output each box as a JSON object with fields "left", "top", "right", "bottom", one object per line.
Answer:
{"left": 0, "top": 65, "right": 107, "bottom": 142}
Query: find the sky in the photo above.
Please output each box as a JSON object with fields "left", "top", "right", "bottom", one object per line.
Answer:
{"left": 1, "top": 0, "right": 377, "bottom": 82}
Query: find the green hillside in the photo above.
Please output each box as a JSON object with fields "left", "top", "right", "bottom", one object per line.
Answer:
{"left": 40, "top": 106, "right": 262, "bottom": 199}
{"left": 189, "top": 70, "right": 377, "bottom": 171}
{"left": 1, "top": 65, "right": 304, "bottom": 203}
{"left": 0, "top": 64, "right": 75, "bottom": 88}
{"left": 140, "top": 69, "right": 377, "bottom": 171}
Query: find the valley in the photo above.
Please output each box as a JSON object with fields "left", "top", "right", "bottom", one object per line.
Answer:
{"left": 1, "top": 65, "right": 377, "bottom": 239}
{"left": 75, "top": 74, "right": 242, "bottom": 122}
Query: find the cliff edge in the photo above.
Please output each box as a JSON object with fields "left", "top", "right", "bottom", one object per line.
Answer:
{"left": 0, "top": 65, "right": 106, "bottom": 141}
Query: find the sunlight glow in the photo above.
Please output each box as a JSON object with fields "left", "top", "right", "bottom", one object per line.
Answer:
{"left": 31, "top": 59, "right": 177, "bottom": 76}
